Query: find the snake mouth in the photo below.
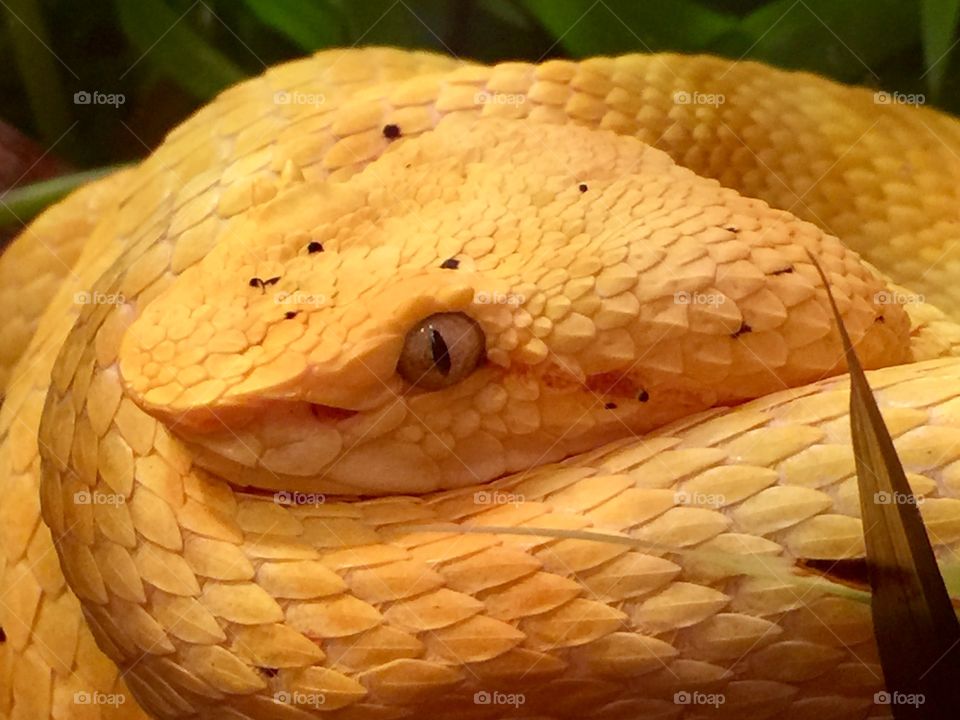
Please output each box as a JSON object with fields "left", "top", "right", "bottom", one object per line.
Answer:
{"left": 583, "top": 371, "right": 651, "bottom": 403}
{"left": 309, "top": 403, "right": 358, "bottom": 422}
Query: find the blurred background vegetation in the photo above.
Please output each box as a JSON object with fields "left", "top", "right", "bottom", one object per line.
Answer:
{"left": 1, "top": 0, "right": 958, "bottom": 169}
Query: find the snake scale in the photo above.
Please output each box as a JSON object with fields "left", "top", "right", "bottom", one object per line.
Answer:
{"left": 3, "top": 47, "right": 960, "bottom": 720}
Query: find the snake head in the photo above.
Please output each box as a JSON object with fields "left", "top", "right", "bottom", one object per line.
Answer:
{"left": 119, "top": 117, "right": 909, "bottom": 495}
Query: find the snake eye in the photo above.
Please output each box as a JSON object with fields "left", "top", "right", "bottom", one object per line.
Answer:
{"left": 397, "top": 312, "right": 485, "bottom": 390}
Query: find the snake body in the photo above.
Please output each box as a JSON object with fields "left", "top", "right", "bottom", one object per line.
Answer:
{"left": 3, "top": 48, "right": 960, "bottom": 720}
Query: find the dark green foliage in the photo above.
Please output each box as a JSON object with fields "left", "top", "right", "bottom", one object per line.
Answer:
{"left": 0, "top": 0, "right": 956, "bottom": 167}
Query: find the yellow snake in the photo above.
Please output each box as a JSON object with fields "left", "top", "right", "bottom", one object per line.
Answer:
{"left": 3, "top": 47, "right": 960, "bottom": 720}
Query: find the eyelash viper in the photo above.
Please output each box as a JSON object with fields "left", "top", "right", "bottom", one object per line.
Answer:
{"left": 2, "top": 47, "right": 960, "bottom": 720}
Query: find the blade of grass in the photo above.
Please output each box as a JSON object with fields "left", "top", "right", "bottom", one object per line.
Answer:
{"left": 114, "top": 0, "right": 246, "bottom": 100}
{"left": 921, "top": 0, "right": 960, "bottom": 100}
{"left": 0, "top": 165, "right": 125, "bottom": 229}
{"left": 808, "top": 251, "right": 960, "bottom": 716}
{"left": 409, "top": 523, "right": 872, "bottom": 605}
{"left": 2, "top": 0, "right": 72, "bottom": 144}
{"left": 519, "top": 0, "right": 738, "bottom": 56}
{"left": 330, "top": 0, "right": 455, "bottom": 49}
{"left": 738, "top": 0, "right": 918, "bottom": 82}
{"left": 239, "top": 0, "right": 344, "bottom": 50}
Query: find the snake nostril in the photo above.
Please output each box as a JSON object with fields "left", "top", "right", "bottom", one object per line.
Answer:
{"left": 309, "top": 403, "right": 357, "bottom": 422}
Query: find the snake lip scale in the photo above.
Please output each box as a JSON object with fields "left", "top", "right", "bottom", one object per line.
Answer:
{"left": 2, "top": 47, "right": 960, "bottom": 720}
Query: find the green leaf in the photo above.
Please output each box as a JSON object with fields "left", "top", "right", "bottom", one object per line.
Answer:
{"left": 921, "top": 0, "right": 960, "bottom": 98}
{"left": 738, "top": 0, "right": 919, "bottom": 82}
{"left": 329, "top": 0, "right": 455, "bottom": 50}
{"left": 0, "top": 165, "right": 126, "bottom": 229}
{"left": 808, "top": 251, "right": 960, "bottom": 713}
{"left": 478, "top": 0, "right": 532, "bottom": 29}
{"left": 2, "top": 0, "right": 72, "bottom": 144}
{"left": 113, "top": 0, "right": 246, "bottom": 99}
{"left": 519, "top": 0, "right": 738, "bottom": 56}
{"left": 239, "top": 0, "right": 344, "bottom": 50}
{"left": 453, "top": 0, "right": 555, "bottom": 62}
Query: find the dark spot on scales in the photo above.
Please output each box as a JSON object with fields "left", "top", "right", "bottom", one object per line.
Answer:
{"left": 430, "top": 328, "right": 452, "bottom": 376}
{"left": 249, "top": 276, "right": 281, "bottom": 293}
{"left": 637, "top": 389, "right": 649, "bottom": 402}
{"left": 604, "top": 402, "right": 617, "bottom": 410}
{"left": 725, "top": 226, "right": 739, "bottom": 233}
{"left": 731, "top": 322, "right": 752, "bottom": 339}
{"left": 259, "top": 667, "right": 279, "bottom": 678}
{"left": 0, "top": 626, "right": 5, "bottom": 643}
{"left": 383, "top": 124, "right": 401, "bottom": 139}
{"left": 876, "top": 315, "right": 886, "bottom": 324}
{"left": 772, "top": 266, "right": 794, "bottom": 275}
{"left": 440, "top": 258, "right": 460, "bottom": 270}
{"left": 307, "top": 241, "right": 324, "bottom": 254}
{"left": 578, "top": 183, "right": 588, "bottom": 192}
{"left": 284, "top": 311, "right": 300, "bottom": 320}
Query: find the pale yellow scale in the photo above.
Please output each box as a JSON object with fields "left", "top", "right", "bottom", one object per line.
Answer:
{"left": 1, "top": 47, "right": 960, "bottom": 720}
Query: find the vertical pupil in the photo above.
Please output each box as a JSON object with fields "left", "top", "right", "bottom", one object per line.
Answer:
{"left": 430, "top": 328, "right": 452, "bottom": 375}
